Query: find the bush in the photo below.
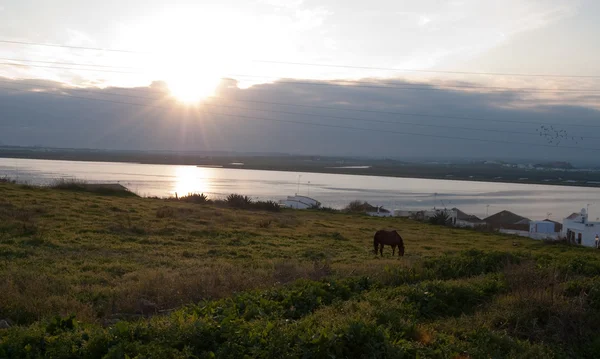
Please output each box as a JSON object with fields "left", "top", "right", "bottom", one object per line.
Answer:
{"left": 423, "top": 250, "right": 520, "bottom": 280}
{"left": 179, "top": 193, "right": 209, "bottom": 204}
{"left": 226, "top": 194, "right": 253, "bottom": 209}
{"left": 0, "top": 176, "right": 16, "bottom": 184}
{"left": 50, "top": 178, "right": 87, "bottom": 190}
{"left": 345, "top": 200, "right": 377, "bottom": 213}
{"left": 254, "top": 200, "right": 281, "bottom": 212}
{"left": 50, "top": 178, "right": 136, "bottom": 197}
{"left": 429, "top": 211, "right": 451, "bottom": 226}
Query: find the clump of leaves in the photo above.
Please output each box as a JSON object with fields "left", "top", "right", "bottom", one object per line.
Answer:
{"left": 226, "top": 194, "right": 253, "bottom": 209}
{"left": 180, "top": 193, "right": 209, "bottom": 204}
{"left": 429, "top": 211, "right": 451, "bottom": 226}
{"left": 345, "top": 200, "right": 377, "bottom": 212}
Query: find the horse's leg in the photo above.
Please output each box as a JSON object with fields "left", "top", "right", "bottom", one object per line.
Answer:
{"left": 379, "top": 244, "right": 384, "bottom": 257}
{"left": 392, "top": 244, "right": 396, "bottom": 256}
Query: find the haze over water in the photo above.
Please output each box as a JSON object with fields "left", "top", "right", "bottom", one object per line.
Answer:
{"left": 2, "top": 157, "right": 599, "bottom": 221}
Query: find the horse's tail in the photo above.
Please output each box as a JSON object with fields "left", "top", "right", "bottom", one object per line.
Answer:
{"left": 373, "top": 231, "right": 379, "bottom": 253}
{"left": 398, "top": 234, "right": 405, "bottom": 256}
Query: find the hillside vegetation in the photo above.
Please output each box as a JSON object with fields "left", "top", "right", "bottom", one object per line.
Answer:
{"left": 2, "top": 182, "right": 600, "bottom": 358}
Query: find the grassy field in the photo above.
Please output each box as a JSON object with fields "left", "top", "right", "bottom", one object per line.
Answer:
{"left": 2, "top": 182, "right": 600, "bottom": 358}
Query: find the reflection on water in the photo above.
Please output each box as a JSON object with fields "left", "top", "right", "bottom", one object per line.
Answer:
{"left": 172, "top": 166, "right": 213, "bottom": 197}
{"left": 2, "top": 157, "right": 600, "bottom": 220}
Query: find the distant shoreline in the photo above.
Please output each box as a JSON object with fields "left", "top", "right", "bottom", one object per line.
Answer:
{"left": 2, "top": 150, "right": 600, "bottom": 190}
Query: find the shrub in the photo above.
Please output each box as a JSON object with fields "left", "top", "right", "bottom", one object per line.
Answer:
{"left": 344, "top": 200, "right": 377, "bottom": 213}
{"left": 254, "top": 200, "right": 281, "bottom": 212}
{"left": 50, "top": 178, "right": 136, "bottom": 197}
{"left": 422, "top": 250, "right": 520, "bottom": 280}
{"left": 50, "top": 178, "right": 87, "bottom": 190}
{"left": 0, "top": 176, "right": 16, "bottom": 184}
{"left": 429, "top": 211, "right": 452, "bottom": 226}
{"left": 226, "top": 194, "right": 253, "bottom": 209}
{"left": 179, "top": 193, "right": 209, "bottom": 204}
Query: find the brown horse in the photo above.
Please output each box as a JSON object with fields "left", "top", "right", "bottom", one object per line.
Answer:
{"left": 373, "top": 230, "right": 405, "bottom": 257}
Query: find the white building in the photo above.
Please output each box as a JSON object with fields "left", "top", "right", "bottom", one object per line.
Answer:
{"left": 279, "top": 195, "right": 321, "bottom": 209}
{"left": 393, "top": 209, "right": 413, "bottom": 218}
{"left": 366, "top": 207, "right": 393, "bottom": 217}
{"left": 562, "top": 209, "right": 600, "bottom": 247}
{"left": 499, "top": 220, "right": 560, "bottom": 240}
{"left": 529, "top": 221, "right": 556, "bottom": 234}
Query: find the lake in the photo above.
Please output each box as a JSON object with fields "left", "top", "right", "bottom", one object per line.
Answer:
{"left": 1, "top": 157, "right": 599, "bottom": 220}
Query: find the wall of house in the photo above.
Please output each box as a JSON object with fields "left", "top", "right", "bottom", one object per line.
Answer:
{"left": 562, "top": 220, "right": 599, "bottom": 247}
{"left": 529, "top": 222, "right": 555, "bottom": 234}
{"left": 456, "top": 219, "right": 485, "bottom": 228}
{"left": 500, "top": 229, "right": 559, "bottom": 240}
{"left": 367, "top": 211, "right": 393, "bottom": 217}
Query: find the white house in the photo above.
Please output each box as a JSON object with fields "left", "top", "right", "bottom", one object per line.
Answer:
{"left": 393, "top": 209, "right": 413, "bottom": 218}
{"left": 524, "top": 220, "right": 560, "bottom": 240}
{"left": 562, "top": 209, "right": 600, "bottom": 247}
{"left": 366, "top": 207, "right": 394, "bottom": 217}
{"left": 279, "top": 195, "right": 321, "bottom": 209}
{"left": 529, "top": 221, "right": 555, "bottom": 234}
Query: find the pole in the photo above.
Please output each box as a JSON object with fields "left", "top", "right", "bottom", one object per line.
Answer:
{"left": 296, "top": 174, "right": 302, "bottom": 195}
{"left": 486, "top": 205, "right": 490, "bottom": 217}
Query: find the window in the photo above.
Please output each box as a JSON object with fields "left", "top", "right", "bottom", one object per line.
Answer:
{"left": 578, "top": 233, "right": 582, "bottom": 245}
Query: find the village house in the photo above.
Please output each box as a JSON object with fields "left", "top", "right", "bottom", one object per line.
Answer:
{"left": 527, "top": 219, "right": 562, "bottom": 240}
{"left": 450, "top": 208, "right": 487, "bottom": 228}
{"left": 484, "top": 210, "right": 531, "bottom": 231}
{"left": 366, "top": 206, "right": 393, "bottom": 217}
{"left": 562, "top": 209, "right": 600, "bottom": 247}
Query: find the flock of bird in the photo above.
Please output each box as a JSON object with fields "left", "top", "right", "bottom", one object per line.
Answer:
{"left": 536, "top": 125, "right": 584, "bottom": 145}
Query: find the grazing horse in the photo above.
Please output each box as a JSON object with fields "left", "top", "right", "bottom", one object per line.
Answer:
{"left": 373, "top": 230, "right": 405, "bottom": 257}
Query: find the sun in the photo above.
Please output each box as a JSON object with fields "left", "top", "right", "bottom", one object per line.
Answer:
{"left": 167, "top": 75, "right": 221, "bottom": 103}
{"left": 126, "top": 6, "right": 243, "bottom": 103}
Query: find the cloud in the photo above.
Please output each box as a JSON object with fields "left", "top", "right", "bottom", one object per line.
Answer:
{"left": 1, "top": 75, "right": 599, "bottom": 163}
{"left": 418, "top": 16, "right": 432, "bottom": 26}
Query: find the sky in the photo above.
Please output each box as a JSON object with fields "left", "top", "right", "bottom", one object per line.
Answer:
{"left": 0, "top": 0, "right": 599, "bottom": 162}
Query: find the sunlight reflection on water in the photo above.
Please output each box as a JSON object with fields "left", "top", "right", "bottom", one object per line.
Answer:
{"left": 2, "top": 158, "right": 600, "bottom": 220}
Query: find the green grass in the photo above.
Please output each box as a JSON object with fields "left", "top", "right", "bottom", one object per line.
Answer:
{"left": 1, "top": 182, "right": 600, "bottom": 358}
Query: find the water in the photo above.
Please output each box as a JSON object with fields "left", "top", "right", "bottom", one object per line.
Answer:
{"left": 1, "top": 157, "right": 599, "bottom": 220}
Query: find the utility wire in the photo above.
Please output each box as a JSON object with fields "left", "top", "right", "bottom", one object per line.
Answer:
{"left": 1, "top": 61, "right": 599, "bottom": 94}
{"left": 0, "top": 57, "right": 142, "bottom": 69}
{"left": 0, "top": 39, "right": 146, "bottom": 54}
{"left": 228, "top": 98, "right": 600, "bottom": 129}
{"left": 0, "top": 84, "right": 598, "bottom": 151}
{"left": 1, "top": 79, "right": 598, "bottom": 132}
{"left": 1, "top": 78, "right": 599, "bottom": 133}
{"left": 0, "top": 62, "right": 146, "bottom": 74}
{"left": 1, "top": 38, "right": 600, "bottom": 79}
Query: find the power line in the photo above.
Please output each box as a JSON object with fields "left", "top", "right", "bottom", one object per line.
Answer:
{"left": 0, "top": 57, "right": 142, "bottom": 69}
{"left": 2, "top": 60, "right": 599, "bottom": 94}
{"left": 253, "top": 60, "right": 600, "bottom": 79}
{"left": 0, "top": 80, "right": 600, "bottom": 132}
{"left": 229, "top": 74, "right": 600, "bottom": 93}
{"left": 0, "top": 39, "right": 145, "bottom": 54}
{"left": 227, "top": 98, "right": 600, "bottom": 129}
{"left": 212, "top": 103, "right": 600, "bottom": 140}
{"left": 0, "top": 62, "right": 146, "bottom": 74}
{"left": 2, "top": 58, "right": 600, "bottom": 93}
{"left": 1, "top": 78, "right": 599, "bottom": 132}
{"left": 0, "top": 83, "right": 598, "bottom": 151}
{"left": 2, "top": 38, "right": 600, "bottom": 79}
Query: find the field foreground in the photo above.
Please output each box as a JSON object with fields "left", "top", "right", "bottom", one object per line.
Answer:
{"left": 2, "top": 183, "right": 600, "bottom": 358}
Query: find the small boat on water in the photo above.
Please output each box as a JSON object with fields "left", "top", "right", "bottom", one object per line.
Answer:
{"left": 279, "top": 195, "right": 321, "bottom": 209}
